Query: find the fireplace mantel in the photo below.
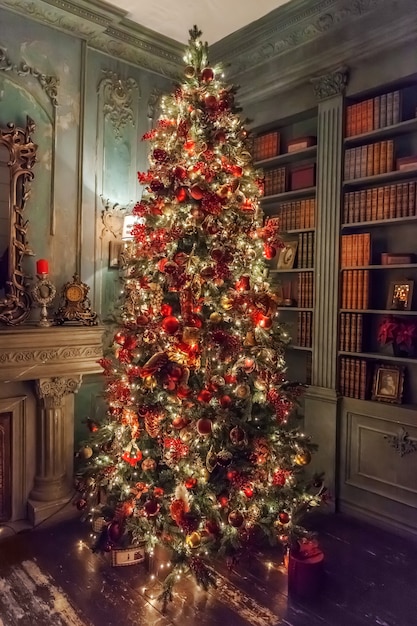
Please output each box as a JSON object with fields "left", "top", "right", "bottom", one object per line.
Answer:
{"left": 0, "top": 324, "right": 104, "bottom": 527}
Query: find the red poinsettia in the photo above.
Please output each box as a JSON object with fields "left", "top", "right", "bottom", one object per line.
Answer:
{"left": 377, "top": 316, "right": 417, "bottom": 350}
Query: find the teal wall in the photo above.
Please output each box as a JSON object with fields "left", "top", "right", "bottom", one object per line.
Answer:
{"left": 0, "top": 6, "right": 172, "bottom": 445}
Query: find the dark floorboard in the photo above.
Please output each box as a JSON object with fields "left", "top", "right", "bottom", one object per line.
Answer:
{"left": 1, "top": 513, "right": 417, "bottom": 626}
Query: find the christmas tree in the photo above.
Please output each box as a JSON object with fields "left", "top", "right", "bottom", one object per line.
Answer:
{"left": 76, "top": 26, "right": 324, "bottom": 604}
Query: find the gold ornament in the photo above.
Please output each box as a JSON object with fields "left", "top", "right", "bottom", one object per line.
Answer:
{"left": 294, "top": 450, "right": 312, "bottom": 466}
{"left": 145, "top": 412, "right": 162, "bottom": 438}
{"left": 144, "top": 375, "right": 157, "bottom": 389}
{"left": 220, "top": 295, "right": 234, "bottom": 310}
{"left": 210, "top": 311, "right": 223, "bottom": 324}
{"left": 244, "top": 331, "right": 256, "bottom": 346}
{"left": 180, "top": 426, "right": 193, "bottom": 443}
{"left": 186, "top": 531, "right": 201, "bottom": 549}
{"left": 235, "top": 384, "right": 250, "bottom": 399}
{"left": 184, "top": 65, "right": 195, "bottom": 78}
{"left": 79, "top": 445, "right": 93, "bottom": 459}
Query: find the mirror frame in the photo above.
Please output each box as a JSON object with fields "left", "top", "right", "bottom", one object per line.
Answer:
{"left": 0, "top": 117, "right": 37, "bottom": 325}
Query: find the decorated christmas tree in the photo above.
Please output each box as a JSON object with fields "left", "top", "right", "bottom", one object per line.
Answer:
{"left": 76, "top": 26, "right": 324, "bottom": 603}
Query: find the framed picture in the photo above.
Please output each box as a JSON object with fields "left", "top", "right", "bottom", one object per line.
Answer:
{"left": 109, "top": 241, "right": 123, "bottom": 269}
{"left": 387, "top": 280, "right": 414, "bottom": 311}
{"left": 111, "top": 543, "right": 146, "bottom": 567}
{"left": 277, "top": 241, "right": 298, "bottom": 270}
{"left": 372, "top": 364, "right": 405, "bottom": 404}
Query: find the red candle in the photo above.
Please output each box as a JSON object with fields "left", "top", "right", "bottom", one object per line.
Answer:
{"left": 36, "top": 259, "right": 49, "bottom": 275}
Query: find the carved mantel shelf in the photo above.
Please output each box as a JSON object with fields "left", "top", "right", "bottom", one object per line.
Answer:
{"left": 0, "top": 324, "right": 104, "bottom": 526}
{"left": 0, "top": 325, "right": 104, "bottom": 381}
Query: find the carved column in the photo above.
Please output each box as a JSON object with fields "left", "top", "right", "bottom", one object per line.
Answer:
{"left": 30, "top": 376, "right": 82, "bottom": 504}
{"left": 304, "top": 67, "right": 349, "bottom": 501}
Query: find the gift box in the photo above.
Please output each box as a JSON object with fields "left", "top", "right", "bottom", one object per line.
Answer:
{"left": 290, "top": 164, "right": 316, "bottom": 190}
{"left": 287, "top": 136, "right": 316, "bottom": 153}
{"left": 287, "top": 539, "right": 324, "bottom": 599}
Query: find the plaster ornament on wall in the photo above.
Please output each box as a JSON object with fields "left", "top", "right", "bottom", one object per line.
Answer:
{"left": 100, "top": 197, "right": 131, "bottom": 240}
{"left": 36, "top": 376, "right": 82, "bottom": 408}
{"left": 310, "top": 66, "right": 349, "bottom": 100}
{"left": 100, "top": 71, "right": 138, "bottom": 140}
{"left": 147, "top": 87, "right": 164, "bottom": 124}
{"left": 0, "top": 45, "right": 59, "bottom": 106}
{"left": 385, "top": 428, "right": 417, "bottom": 457}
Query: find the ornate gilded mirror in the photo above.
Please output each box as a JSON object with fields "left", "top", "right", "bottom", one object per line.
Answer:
{"left": 0, "top": 118, "right": 37, "bottom": 325}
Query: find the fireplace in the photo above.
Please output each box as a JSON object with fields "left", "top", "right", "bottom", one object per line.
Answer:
{"left": 0, "top": 411, "right": 11, "bottom": 521}
{"left": 0, "top": 325, "right": 103, "bottom": 527}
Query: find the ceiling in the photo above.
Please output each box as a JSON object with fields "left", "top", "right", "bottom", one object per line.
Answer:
{"left": 111, "top": 0, "right": 292, "bottom": 44}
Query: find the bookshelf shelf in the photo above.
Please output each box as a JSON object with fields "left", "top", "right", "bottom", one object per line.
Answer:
{"left": 262, "top": 186, "right": 316, "bottom": 204}
{"left": 344, "top": 117, "right": 417, "bottom": 147}
{"left": 343, "top": 169, "right": 417, "bottom": 189}
{"left": 340, "top": 308, "right": 417, "bottom": 315}
{"left": 270, "top": 267, "right": 314, "bottom": 274}
{"left": 341, "top": 216, "right": 417, "bottom": 230}
{"left": 288, "top": 345, "right": 313, "bottom": 352}
{"left": 255, "top": 145, "right": 317, "bottom": 168}
{"left": 286, "top": 227, "right": 315, "bottom": 234}
{"left": 340, "top": 263, "right": 417, "bottom": 271}
{"left": 339, "top": 350, "right": 417, "bottom": 364}
{"left": 277, "top": 306, "right": 314, "bottom": 311}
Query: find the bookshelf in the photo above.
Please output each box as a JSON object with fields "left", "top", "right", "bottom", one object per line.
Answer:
{"left": 254, "top": 109, "right": 318, "bottom": 384}
{"left": 339, "top": 77, "right": 417, "bottom": 406}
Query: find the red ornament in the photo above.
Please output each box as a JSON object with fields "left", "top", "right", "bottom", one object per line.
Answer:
{"left": 243, "top": 357, "right": 256, "bottom": 373}
{"left": 197, "top": 389, "right": 212, "bottom": 403}
{"left": 201, "top": 67, "right": 214, "bottom": 82}
{"left": 217, "top": 494, "right": 229, "bottom": 508}
{"left": 206, "top": 519, "right": 220, "bottom": 535}
{"left": 176, "top": 187, "right": 187, "bottom": 202}
{"left": 144, "top": 499, "right": 160, "bottom": 517}
{"left": 231, "top": 165, "right": 243, "bottom": 177}
{"left": 76, "top": 499, "right": 87, "bottom": 511}
{"left": 184, "top": 140, "right": 195, "bottom": 152}
{"left": 185, "top": 477, "right": 197, "bottom": 489}
{"left": 205, "top": 95, "right": 218, "bottom": 108}
{"left": 161, "top": 303, "right": 173, "bottom": 316}
{"left": 230, "top": 425, "right": 245, "bottom": 444}
{"left": 278, "top": 511, "right": 290, "bottom": 524}
{"left": 190, "top": 185, "right": 204, "bottom": 200}
{"left": 86, "top": 418, "right": 99, "bottom": 433}
{"left": 220, "top": 395, "right": 232, "bottom": 408}
{"left": 197, "top": 417, "right": 213, "bottom": 436}
{"left": 228, "top": 511, "right": 244, "bottom": 528}
{"left": 114, "top": 332, "right": 126, "bottom": 346}
{"left": 214, "top": 130, "right": 226, "bottom": 143}
{"left": 174, "top": 165, "right": 187, "bottom": 180}
{"left": 162, "top": 315, "right": 180, "bottom": 335}
{"left": 122, "top": 450, "right": 143, "bottom": 466}
{"left": 107, "top": 521, "right": 123, "bottom": 542}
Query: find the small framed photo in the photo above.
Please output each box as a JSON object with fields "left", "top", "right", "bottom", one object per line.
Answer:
{"left": 109, "top": 241, "right": 123, "bottom": 269}
{"left": 387, "top": 280, "right": 414, "bottom": 311}
{"left": 372, "top": 364, "right": 405, "bottom": 404}
{"left": 277, "top": 241, "right": 298, "bottom": 270}
{"left": 111, "top": 543, "right": 146, "bottom": 567}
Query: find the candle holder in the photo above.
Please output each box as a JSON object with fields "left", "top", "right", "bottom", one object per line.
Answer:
{"left": 31, "top": 273, "right": 56, "bottom": 327}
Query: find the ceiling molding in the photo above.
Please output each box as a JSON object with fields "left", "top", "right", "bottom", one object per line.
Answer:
{"left": 0, "top": 0, "right": 184, "bottom": 79}
{"left": 211, "top": 0, "right": 411, "bottom": 78}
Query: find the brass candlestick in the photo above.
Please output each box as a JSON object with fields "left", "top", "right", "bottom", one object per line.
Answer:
{"left": 31, "top": 273, "right": 56, "bottom": 327}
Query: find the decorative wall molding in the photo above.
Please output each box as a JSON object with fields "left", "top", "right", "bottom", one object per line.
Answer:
{"left": 100, "top": 71, "right": 137, "bottom": 140}
{"left": 311, "top": 66, "right": 349, "bottom": 100}
{"left": 385, "top": 427, "right": 417, "bottom": 457}
{"left": 0, "top": 345, "right": 101, "bottom": 366}
{"left": 0, "top": 44, "right": 59, "bottom": 106}
{"left": 147, "top": 87, "right": 164, "bottom": 124}
{"left": 36, "top": 375, "right": 82, "bottom": 407}
{"left": 0, "top": 0, "right": 183, "bottom": 79}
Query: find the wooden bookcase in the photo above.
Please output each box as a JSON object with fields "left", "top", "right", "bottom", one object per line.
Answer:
{"left": 255, "top": 109, "right": 318, "bottom": 385}
{"left": 339, "top": 77, "right": 417, "bottom": 406}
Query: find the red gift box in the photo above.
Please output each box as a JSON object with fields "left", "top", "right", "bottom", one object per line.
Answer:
{"left": 288, "top": 539, "right": 324, "bottom": 599}
{"left": 290, "top": 164, "right": 316, "bottom": 190}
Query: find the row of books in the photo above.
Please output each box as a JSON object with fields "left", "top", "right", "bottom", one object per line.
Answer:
{"left": 340, "top": 233, "right": 371, "bottom": 267}
{"left": 343, "top": 181, "right": 417, "bottom": 223}
{"left": 341, "top": 270, "right": 369, "bottom": 310}
{"left": 339, "top": 357, "right": 368, "bottom": 399}
{"left": 344, "top": 140, "right": 394, "bottom": 180}
{"left": 276, "top": 198, "right": 316, "bottom": 231}
{"left": 298, "top": 272, "right": 314, "bottom": 308}
{"left": 297, "top": 232, "right": 314, "bottom": 269}
{"left": 345, "top": 90, "right": 402, "bottom": 137}
{"left": 297, "top": 311, "right": 312, "bottom": 347}
{"left": 339, "top": 313, "right": 363, "bottom": 353}
{"left": 253, "top": 130, "right": 280, "bottom": 161}
{"left": 264, "top": 166, "right": 287, "bottom": 196}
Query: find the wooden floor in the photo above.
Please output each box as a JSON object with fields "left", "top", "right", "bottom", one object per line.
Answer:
{"left": 0, "top": 513, "right": 416, "bottom": 626}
